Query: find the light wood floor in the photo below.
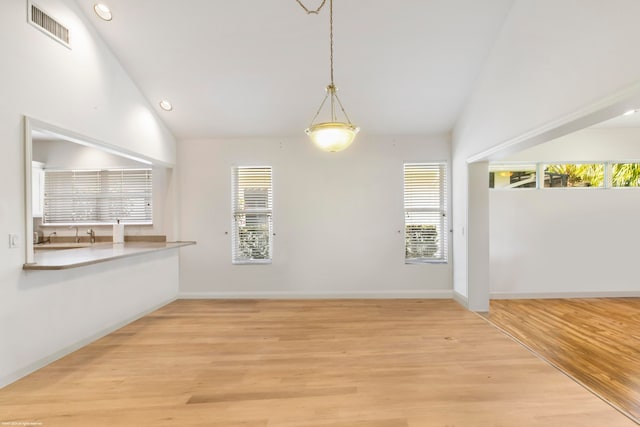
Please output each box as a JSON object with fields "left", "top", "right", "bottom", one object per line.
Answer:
{"left": 485, "top": 298, "right": 640, "bottom": 424}
{"left": 1, "top": 299, "right": 635, "bottom": 426}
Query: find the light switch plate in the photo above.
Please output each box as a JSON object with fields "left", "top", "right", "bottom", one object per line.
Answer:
{"left": 8, "top": 233, "right": 18, "bottom": 248}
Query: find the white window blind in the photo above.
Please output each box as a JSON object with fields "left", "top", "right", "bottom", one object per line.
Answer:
{"left": 43, "top": 169, "right": 152, "bottom": 225}
{"left": 232, "top": 166, "right": 273, "bottom": 264}
{"left": 404, "top": 162, "right": 447, "bottom": 263}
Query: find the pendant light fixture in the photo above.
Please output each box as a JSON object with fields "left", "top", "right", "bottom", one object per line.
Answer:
{"left": 297, "top": 0, "right": 359, "bottom": 152}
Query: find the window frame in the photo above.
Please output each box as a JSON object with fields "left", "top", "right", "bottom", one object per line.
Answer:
{"left": 488, "top": 163, "right": 537, "bottom": 189}
{"left": 610, "top": 161, "right": 640, "bottom": 188}
{"left": 489, "top": 161, "right": 640, "bottom": 190}
{"left": 403, "top": 162, "right": 448, "bottom": 264}
{"left": 42, "top": 168, "right": 153, "bottom": 226}
{"left": 542, "top": 162, "right": 606, "bottom": 188}
{"left": 231, "top": 165, "right": 273, "bottom": 265}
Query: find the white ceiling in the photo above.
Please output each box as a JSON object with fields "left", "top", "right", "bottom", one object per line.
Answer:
{"left": 74, "top": 0, "right": 514, "bottom": 140}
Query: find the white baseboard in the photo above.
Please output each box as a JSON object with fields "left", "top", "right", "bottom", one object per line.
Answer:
{"left": 0, "top": 297, "right": 176, "bottom": 389}
{"left": 490, "top": 291, "right": 640, "bottom": 300}
{"left": 453, "top": 291, "right": 469, "bottom": 308}
{"left": 178, "top": 290, "right": 453, "bottom": 299}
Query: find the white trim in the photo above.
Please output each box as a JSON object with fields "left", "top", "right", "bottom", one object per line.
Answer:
{"left": 490, "top": 291, "right": 640, "bottom": 300}
{"left": 453, "top": 290, "right": 469, "bottom": 308}
{"left": 178, "top": 290, "right": 453, "bottom": 300}
{"left": 25, "top": 117, "right": 34, "bottom": 264}
{"left": 0, "top": 297, "right": 175, "bottom": 388}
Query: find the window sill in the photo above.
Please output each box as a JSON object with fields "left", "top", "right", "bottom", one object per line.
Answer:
{"left": 405, "top": 259, "right": 448, "bottom": 265}
{"left": 232, "top": 260, "right": 272, "bottom": 265}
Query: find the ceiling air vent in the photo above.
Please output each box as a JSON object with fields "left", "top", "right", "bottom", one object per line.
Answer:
{"left": 28, "top": 2, "right": 70, "bottom": 48}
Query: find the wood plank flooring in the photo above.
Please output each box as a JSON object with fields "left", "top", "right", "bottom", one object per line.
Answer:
{"left": 485, "top": 298, "right": 640, "bottom": 424}
{"left": 0, "top": 299, "right": 635, "bottom": 426}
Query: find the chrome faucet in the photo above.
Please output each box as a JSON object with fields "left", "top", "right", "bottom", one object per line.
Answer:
{"left": 70, "top": 226, "right": 79, "bottom": 243}
{"left": 87, "top": 228, "right": 95, "bottom": 244}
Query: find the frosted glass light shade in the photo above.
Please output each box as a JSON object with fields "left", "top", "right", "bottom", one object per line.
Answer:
{"left": 94, "top": 3, "right": 113, "bottom": 21}
{"left": 305, "top": 122, "right": 359, "bottom": 152}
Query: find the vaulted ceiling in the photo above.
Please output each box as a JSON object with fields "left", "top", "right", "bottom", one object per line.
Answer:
{"left": 74, "top": 0, "right": 514, "bottom": 140}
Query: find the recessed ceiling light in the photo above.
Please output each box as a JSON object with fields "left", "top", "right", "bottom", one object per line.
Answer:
{"left": 93, "top": 3, "right": 112, "bottom": 21}
{"left": 159, "top": 100, "right": 173, "bottom": 111}
{"left": 623, "top": 109, "right": 637, "bottom": 116}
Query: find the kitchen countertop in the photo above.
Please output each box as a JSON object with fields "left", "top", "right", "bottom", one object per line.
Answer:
{"left": 24, "top": 241, "right": 196, "bottom": 270}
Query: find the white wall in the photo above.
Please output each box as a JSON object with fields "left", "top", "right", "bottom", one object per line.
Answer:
{"left": 467, "top": 162, "right": 490, "bottom": 309}
{"left": 0, "top": 251, "right": 179, "bottom": 387}
{"left": 178, "top": 135, "right": 452, "bottom": 298}
{"left": 452, "top": 0, "right": 640, "bottom": 308}
{"left": 0, "top": 0, "right": 178, "bottom": 386}
{"left": 489, "top": 127, "right": 640, "bottom": 298}
{"left": 490, "top": 189, "right": 640, "bottom": 298}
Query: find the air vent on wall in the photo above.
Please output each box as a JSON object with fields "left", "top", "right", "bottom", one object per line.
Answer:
{"left": 28, "top": 2, "right": 70, "bottom": 48}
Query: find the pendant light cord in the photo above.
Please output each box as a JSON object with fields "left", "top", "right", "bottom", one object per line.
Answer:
{"left": 329, "top": 0, "right": 334, "bottom": 86}
{"left": 296, "top": 0, "right": 334, "bottom": 85}
{"left": 298, "top": 0, "right": 355, "bottom": 126}
{"left": 295, "top": 0, "right": 327, "bottom": 14}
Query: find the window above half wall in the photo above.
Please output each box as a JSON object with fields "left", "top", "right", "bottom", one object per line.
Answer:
{"left": 489, "top": 161, "right": 640, "bottom": 189}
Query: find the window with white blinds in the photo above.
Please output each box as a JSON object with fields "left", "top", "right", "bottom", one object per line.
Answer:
{"left": 232, "top": 166, "right": 273, "bottom": 264}
{"left": 43, "top": 169, "right": 152, "bottom": 225}
{"left": 404, "top": 162, "right": 448, "bottom": 263}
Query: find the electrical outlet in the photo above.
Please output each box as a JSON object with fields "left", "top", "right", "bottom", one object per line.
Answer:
{"left": 8, "top": 233, "right": 18, "bottom": 249}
